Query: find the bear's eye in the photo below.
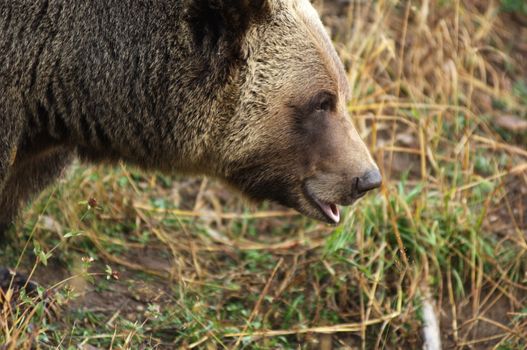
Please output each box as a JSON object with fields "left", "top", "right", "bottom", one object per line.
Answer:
{"left": 318, "top": 99, "right": 331, "bottom": 111}
{"left": 313, "top": 92, "right": 336, "bottom": 112}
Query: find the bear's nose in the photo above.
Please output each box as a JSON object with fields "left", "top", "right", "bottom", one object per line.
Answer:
{"left": 356, "top": 169, "right": 382, "bottom": 194}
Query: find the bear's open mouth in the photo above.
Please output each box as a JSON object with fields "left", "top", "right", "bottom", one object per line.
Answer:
{"left": 313, "top": 197, "right": 340, "bottom": 224}
{"left": 303, "top": 187, "right": 340, "bottom": 224}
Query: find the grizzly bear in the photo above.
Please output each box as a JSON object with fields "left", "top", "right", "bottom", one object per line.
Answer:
{"left": 0, "top": 0, "right": 381, "bottom": 238}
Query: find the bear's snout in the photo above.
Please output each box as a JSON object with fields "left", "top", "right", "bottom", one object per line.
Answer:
{"left": 355, "top": 169, "right": 382, "bottom": 195}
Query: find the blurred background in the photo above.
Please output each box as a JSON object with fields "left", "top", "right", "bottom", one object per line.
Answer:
{"left": 1, "top": 0, "right": 526, "bottom": 348}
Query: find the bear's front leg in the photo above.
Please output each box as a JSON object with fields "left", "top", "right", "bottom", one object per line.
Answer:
{"left": 0, "top": 267, "right": 38, "bottom": 301}
{"left": 0, "top": 148, "right": 73, "bottom": 238}
{"left": 0, "top": 149, "right": 73, "bottom": 303}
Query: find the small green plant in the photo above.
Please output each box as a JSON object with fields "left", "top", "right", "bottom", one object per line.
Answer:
{"left": 501, "top": 0, "right": 527, "bottom": 15}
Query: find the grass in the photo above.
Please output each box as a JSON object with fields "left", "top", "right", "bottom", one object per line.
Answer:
{"left": 1, "top": 0, "right": 527, "bottom": 349}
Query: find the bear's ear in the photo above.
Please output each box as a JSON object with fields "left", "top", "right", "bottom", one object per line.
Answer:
{"left": 186, "top": 0, "right": 270, "bottom": 57}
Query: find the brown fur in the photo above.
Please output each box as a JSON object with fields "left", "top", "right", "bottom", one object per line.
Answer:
{"left": 0, "top": 0, "right": 379, "bottom": 234}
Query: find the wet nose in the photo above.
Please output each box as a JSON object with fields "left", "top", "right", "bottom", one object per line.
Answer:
{"left": 357, "top": 169, "right": 382, "bottom": 194}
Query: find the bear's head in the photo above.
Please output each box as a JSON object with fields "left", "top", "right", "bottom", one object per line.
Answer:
{"left": 187, "top": 0, "right": 381, "bottom": 224}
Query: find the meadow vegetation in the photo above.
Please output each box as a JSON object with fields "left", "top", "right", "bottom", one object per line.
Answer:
{"left": 1, "top": 0, "right": 526, "bottom": 348}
